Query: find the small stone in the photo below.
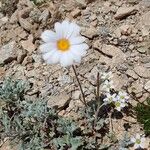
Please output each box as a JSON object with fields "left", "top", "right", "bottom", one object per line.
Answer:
{"left": 71, "top": 8, "right": 81, "bottom": 17}
{"left": 0, "top": 41, "right": 17, "bottom": 64}
{"left": 72, "top": 90, "right": 81, "bottom": 99}
{"left": 39, "top": 9, "right": 50, "bottom": 22}
{"left": 128, "top": 81, "right": 143, "bottom": 98}
{"left": 19, "top": 18, "right": 32, "bottom": 31}
{"left": 10, "top": 10, "right": 18, "bottom": 23}
{"left": 0, "top": 17, "right": 9, "bottom": 27}
{"left": 75, "top": 0, "right": 87, "bottom": 7}
{"left": 112, "top": 73, "right": 128, "bottom": 90}
{"left": 144, "top": 80, "right": 150, "bottom": 92}
{"left": 93, "top": 40, "right": 101, "bottom": 50}
{"left": 144, "top": 62, "right": 150, "bottom": 68}
{"left": 82, "top": 27, "right": 98, "bottom": 39}
{"left": 30, "top": 8, "right": 41, "bottom": 22}
{"left": 101, "top": 44, "right": 125, "bottom": 57}
{"left": 126, "top": 69, "right": 139, "bottom": 80}
{"left": 47, "top": 93, "right": 71, "bottom": 110}
{"left": 137, "top": 47, "right": 147, "bottom": 54}
{"left": 141, "top": 0, "right": 150, "bottom": 7}
{"left": 21, "top": 35, "right": 36, "bottom": 53}
{"left": 114, "top": 6, "right": 137, "bottom": 20}
{"left": 0, "top": 67, "right": 5, "bottom": 78}
{"left": 18, "top": 30, "right": 28, "bottom": 39}
{"left": 120, "top": 25, "right": 132, "bottom": 35}
{"left": 89, "top": 14, "right": 97, "bottom": 21}
{"left": 117, "top": 64, "right": 128, "bottom": 71}
{"left": 141, "top": 26, "right": 149, "bottom": 36}
{"left": 17, "top": 49, "right": 27, "bottom": 64}
{"left": 134, "top": 65, "right": 150, "bottom": 78}
{"left": 22, "top": 56, "right": 33, "bottom": 66}
{"left": 129, "top": 45, "right": 135, "bottom": 50}
{"left": 141, "top": 11, "right": 150, "bottom": 26}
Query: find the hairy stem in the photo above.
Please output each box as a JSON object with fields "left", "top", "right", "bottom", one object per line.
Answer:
{"left": 72, "top": 65, "right": 87, "bottom": 107}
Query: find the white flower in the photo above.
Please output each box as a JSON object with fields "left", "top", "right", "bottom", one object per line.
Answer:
{"left": 131, "top": 134, "right": 146, "bottom": 149}
{"left": 117, "top": 91, "right": 129, "bottom": 102}
{"left": 103, "top": 93, "right": 117, "bottom": 104}
{"left": 40, "top": 20, "right": 89, "bottom": 67}
{"left": 102, "top": 80, "right": 114, "bottom": 92}
{"left": 114, "top": 99, "right": 126, "bottom": 111}
{"left": 101, "top": 72, "right": 113, "bottom": 80}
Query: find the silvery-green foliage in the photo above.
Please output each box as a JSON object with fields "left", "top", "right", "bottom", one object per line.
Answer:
{"left": 53, "top": 135, "right": 83, "bottom": 150}
{"left": 118, "top": 132, "right": 132, "bottom": 150}
{"left": 0, "top": 78, "right": 84, "bottom": 150}
{"left": 0, "top": 78, "right": 26, "bottom": 103}
{"left": 0, "top": 78, "right": 111, "bottom": 150}
{"left": 53, "top": 118, "right": 83, "bottom": 150}
{"left": 57, "top": 118, "right": 79, "bottom": 136}
{"left": 79, "top": 102, "right": 109, "bottom": 149}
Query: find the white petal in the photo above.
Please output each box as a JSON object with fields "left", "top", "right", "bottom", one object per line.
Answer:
{"left": 42, "top": 50, "right": 56, "bottom": 61}
{"left": 41, "top": 30, "right": 57, "bottom": 42}
{"left": 116, "top": 107, "right": 121, "bottom": 111}
{"left": 140, "top": 142, "right": 146, "bottom": 148}
{"left": 141, "top": 137, "right": 145, "bottom": 143}
{"left": 66, "top": 22, "right": 80, "bottom": 38}
{"left": 70, "top": 52, "right": 81, "bottom": 63}
{"left": 61, "top": 20, "right": 70, "bottom": 38}
{"left": 120, "top": 103, "right": 125, "bottom": 108}
{"left": 70, "top": 36, "right": 86, "bottom": 45}
{"left": 70, "top": 43, "right": 89, "bottom": 57}
{"left": 136, "top": 134, "right": 141, "bottom": 139}
{"left": 40, "top": 43, "right": 56, "bottom": 53}
{"left": 50, "top": 51, "right": 61, "bottom": 64}
{"left": 131, "top": 137, "right": 136, "bottom": 143}
{"left": 60, "top": 53, "right": 73, "bottom": 67}
{"left": 54, "top": 22, "right": 63, "bottom": 38}
{"left": 134, "top": 144, "right": 140, "bottom": 149}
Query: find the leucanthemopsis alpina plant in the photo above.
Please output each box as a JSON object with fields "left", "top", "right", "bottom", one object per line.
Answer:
{"left": 131, "top": 134, "right": 147, "bottom": 149}
{"left": 40, "top": 20, "right": 89, "bottom": 107}
{"left": 101, "top": 71, "right": 129, "bottom": 111}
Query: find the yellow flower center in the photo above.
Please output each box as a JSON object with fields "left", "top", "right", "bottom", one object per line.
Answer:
{"left": 115, "top": 102, "right": 121, "bottom": 107}
{"left": 57, "top": 39, "right": 70, "bottom": 52}
{"left": 120, "top": 96, "right": 125, "bottom": 99}
{"left": 136, "top": 139, "right": 141, "bottom": 144}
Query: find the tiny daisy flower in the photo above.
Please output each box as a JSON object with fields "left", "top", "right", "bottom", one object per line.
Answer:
{"left": 117, "top": 91, "right": 129, "bottom": 102}
{"left": 102, "top": 80, "right": 114, "bottom": 92}
{"left": 40, "top": 20, "right": 89, "bottom": 67}
{"left": 103, "top": 93, "right": 117, "bottom": 104}
{"left": 131, "top": 134, "right": 146, "bottom": 149}
{"left": 114, "top": 99, "right": 126, "bottom": 111}
{"left": 101, "top": 72, "right": 113, "bottom": 81}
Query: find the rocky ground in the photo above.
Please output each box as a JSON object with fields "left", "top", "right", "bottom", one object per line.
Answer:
{"left": 0, "top": 0, "right": 150, "bottom": 149}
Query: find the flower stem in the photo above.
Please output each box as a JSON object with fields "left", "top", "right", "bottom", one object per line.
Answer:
{"left": 72, "top": 65, "right": 87, "bottom": 107}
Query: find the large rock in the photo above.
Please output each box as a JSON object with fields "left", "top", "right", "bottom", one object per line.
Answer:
{"left": 126, "top": 69, "right": 139, "bottom": 80}
{"left": 47, "top": 93, "right": 71, "bottom": 110}
{"left": 82, "top": 26, "right": 98, "bottom": 39}
{"left": 141, "top": 11, "right": 150, "bottom": 26}
{"left": 144, "top": 80, "right": 150, "bottom": 92}
{"left": 21, "top": 34, "right": 36, "bottom": 53}
{"left": 101, "top": 44, "right": 125, "bottom": 57}
{"left": 94, "top": 43, "right": 126, "bottom": 68}
{"left": 134, "top": 65, "right": 150, "bottom": 78}
{"left": 128, "top": 81, "right": 144, "bottom": 98}
{"left": 0, "top": 41, "right": 17, "bottom": 64}
{"left": 114, "top": 6, "right": 137, "bottom": 19}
